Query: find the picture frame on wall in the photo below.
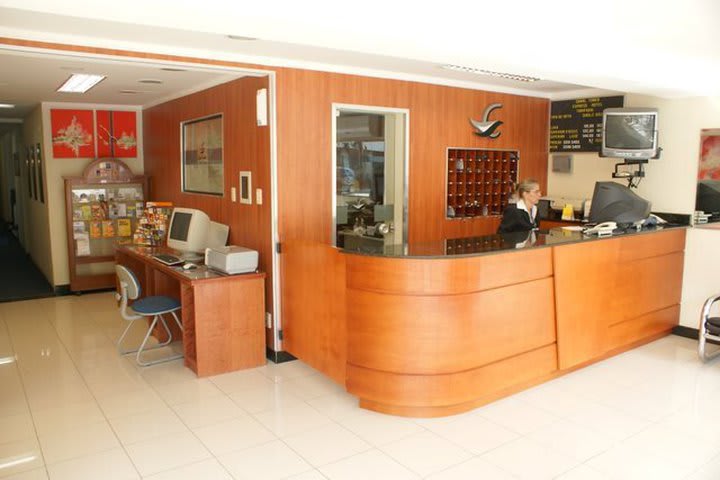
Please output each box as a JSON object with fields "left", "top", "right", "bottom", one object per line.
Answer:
{"left": 25, "top": 146, "right": 31, "bottom": 198}
{"left": 96, "top": 110, "right": 138, "bottom": 158}
{"left": 50, "top": 109, "right": 95, "bottom": 158}
{"left": 29, "top": 145, "right": 37, "bottom": 200}
{"left": 181, "top": 114, "right": 224, "bottom": 196}
{"left": 698, "top": 129, "right": 720, "bottom": 180}
{"left": 36, "top": 143, "right": 44, "bottom": 203}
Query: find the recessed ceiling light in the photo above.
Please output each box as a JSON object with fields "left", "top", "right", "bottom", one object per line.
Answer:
{"left": 120, "top": 90, "right": 139, "bottom": 94}
{"left": 138, "top": 79, "right": 163, "bottom": 84}
{"left": 440, "top": 64, "right": 540, "bottom": 83}
{"left": 160, "top": 67, "right": 187, "bottom": 72}
{"left": 57, "top": 73, "right": 106, "bottom": 93}
{"left": 227, "top": 34, "right": 257, "bottom": 41}
{"left": 0, "top": 103, "right": 14, "bottom": 109}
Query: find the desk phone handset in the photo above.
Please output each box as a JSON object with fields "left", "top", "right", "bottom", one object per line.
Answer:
{"left": 583, "top": 221, "right": 617, "bottom": 236}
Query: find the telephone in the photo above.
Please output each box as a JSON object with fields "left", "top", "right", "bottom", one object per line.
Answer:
{"left": 583, "top": 221, "right": 617, "bottom": 236}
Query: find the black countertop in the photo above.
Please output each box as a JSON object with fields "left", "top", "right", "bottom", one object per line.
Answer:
{"left": 338, "top": 224, "right": 688, "bottom": 259}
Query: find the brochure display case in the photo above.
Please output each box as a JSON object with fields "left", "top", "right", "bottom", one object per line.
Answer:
{"left": 64, "top": 158, "right": 148, "bottom": 292}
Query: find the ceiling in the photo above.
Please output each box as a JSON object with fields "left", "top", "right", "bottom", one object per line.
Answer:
{"left": 0, "top": 0, "right": 718, "bottom": 122}
{"left": 0, "top": 50, "right": 245, "bottom": 121}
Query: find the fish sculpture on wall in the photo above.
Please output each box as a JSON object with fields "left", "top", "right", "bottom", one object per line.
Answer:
{"left": 470, "top": 103, "right": 503, "bottom": 138}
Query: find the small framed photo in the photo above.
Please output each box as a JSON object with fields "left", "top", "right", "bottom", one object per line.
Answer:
{"left": 239, "top": 171, "right": 252, "bottom": 205}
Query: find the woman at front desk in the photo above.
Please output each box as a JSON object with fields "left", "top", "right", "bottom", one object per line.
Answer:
{"left": 497, "top": 178, "right": 542, "bottom": 234}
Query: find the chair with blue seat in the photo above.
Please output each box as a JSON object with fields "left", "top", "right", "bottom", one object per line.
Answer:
{"left": 115, "top": 265, "right": 184, "bottom": 366}
{"left": 699, "top": 293, "right": 720, "bottom": 362}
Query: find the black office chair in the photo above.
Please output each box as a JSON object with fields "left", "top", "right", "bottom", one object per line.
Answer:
{"left": 116, "top": 265, "right": 184, "bottom": 366}
{"left": 699, "top": 293, "right": 720, "bottom": 362}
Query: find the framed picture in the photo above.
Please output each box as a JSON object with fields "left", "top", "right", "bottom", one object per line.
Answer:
{"left": 25, "top": 146, "right": 31, "bottom": 198}
{"left": 36, "top": 143, "right": 44, "bottom": 203}
{"left": 181, "top": 114, "right": 224, "bottom": 196}
{"left": 239, "top": 171, "right": 252, "bottom": 205}
{"left": 97, "top": 110, "right": 138, "bottom": 158}
{"left": 29, "top": 145, "right": 37, "bottom": 200}
{"left": 699, "top": 129, "right": 720, "bottom": 180}
{"left": 50, "top": 109, "right": 95, "bottom": 158}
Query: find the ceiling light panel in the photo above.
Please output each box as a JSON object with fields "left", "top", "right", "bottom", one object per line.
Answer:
{"left": 441, "top": 64, "right": 540, "bottom": 83}
{"left": 0, "top": 103, "right": 14, "bottom": 108}
{"left": 57, "top": 73, "right": 106, "bottom": 93}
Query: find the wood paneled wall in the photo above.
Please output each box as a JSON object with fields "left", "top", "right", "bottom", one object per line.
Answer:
{"left": 142, "top": 76, "right": 273, "bottom": 316}
{"left": 275, "top": 69, "right": 550, "bottom": 243}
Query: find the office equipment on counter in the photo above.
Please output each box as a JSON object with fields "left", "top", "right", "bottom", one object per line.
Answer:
{"left": 166, "top": 207, "right": 230, "bottom": 260}
{"left": 205, "top": 246, "right": 259, "bottom": 275}
{"left": 115, "top": 265, "right": 184, "bottom": 366}
{"left": 583, "top": 221, "right": 617, "bottom": 237}
{"left": 151, "top": 253, "right": 183, "bottom": 266}
{"left": 589, "top": 181, "right": 651, "bottom": 224}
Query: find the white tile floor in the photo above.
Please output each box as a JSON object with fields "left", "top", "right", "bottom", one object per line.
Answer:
{"left": 1, "top": 293, "right": 720, "bottom": 479}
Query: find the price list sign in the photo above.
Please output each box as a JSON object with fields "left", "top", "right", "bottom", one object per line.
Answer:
{"left": 550, "top": 96, "right": 624, "bottom": 152}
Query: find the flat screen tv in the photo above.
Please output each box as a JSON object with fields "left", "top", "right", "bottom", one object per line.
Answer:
{"left": 589, "top": 181, "right": 651, "bottom": 224}
{"left": 602, "top": 107, "right": 658, "bottom": 161}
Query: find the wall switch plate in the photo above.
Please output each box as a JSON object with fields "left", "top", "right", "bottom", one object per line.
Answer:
{"left": 231, "top": 187, "right": 237, "bottom": 202}
{"left": 256, "top": 188, "right": 263, "bottom": 205}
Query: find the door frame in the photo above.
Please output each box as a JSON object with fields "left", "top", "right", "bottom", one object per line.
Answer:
{"left": 330, "top": 103, "right": 410, "bottom": 246}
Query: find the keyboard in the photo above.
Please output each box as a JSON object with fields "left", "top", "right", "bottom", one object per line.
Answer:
{"left": 151, "top": 253, "right": 184, "bottom": 266}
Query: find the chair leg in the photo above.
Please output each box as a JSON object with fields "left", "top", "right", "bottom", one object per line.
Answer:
{"left": 135, "top": 314, "right": 184, "bottom": 367}
{"left": 699, "top": 295, "right": 720, "bottom": 363}
{"left": 118, "top": 317, "right": 173, "bottom": 356}
{"left": 699, "top": 328, "right": 720, "bottom": 362}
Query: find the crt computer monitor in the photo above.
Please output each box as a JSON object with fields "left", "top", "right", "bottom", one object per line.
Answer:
{"left": 696, "top": 180, "right": 720, "bottom": 215}
{"left": 166, "top": 207, "right": 211, "bottom": 254}
{"left": 589, "top": 181, "right": 651, "bottom": 224}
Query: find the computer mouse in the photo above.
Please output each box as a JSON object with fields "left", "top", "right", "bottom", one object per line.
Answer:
{"left": 182, "top": 262, "right": 198, "bottom": 270}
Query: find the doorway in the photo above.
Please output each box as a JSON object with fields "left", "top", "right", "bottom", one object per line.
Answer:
{"left": 332, "top": 104, "right": 408, "bottom": 249}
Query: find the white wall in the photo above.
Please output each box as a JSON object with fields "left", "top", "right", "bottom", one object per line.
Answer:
{"left": 40, "top": 102, "right": 143, "bottom": 287}
{"left": 548, "top": 94, "right": 720, "bottom": 213}
{"left": 22, "top": 106, "right": 53, "bottom": 281}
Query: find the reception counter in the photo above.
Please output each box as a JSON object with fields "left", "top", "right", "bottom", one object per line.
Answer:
{"left": 282, "top": 227, "right": 686, "bottom": 417}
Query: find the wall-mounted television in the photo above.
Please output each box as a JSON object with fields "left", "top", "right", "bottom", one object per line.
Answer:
{"left": 602, "top": 107, "right": 658, "bottom": 161}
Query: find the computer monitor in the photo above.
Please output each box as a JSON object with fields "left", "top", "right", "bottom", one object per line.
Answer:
{"left": 166, "top": 207, "right": 211, "bottom": 254}
{"left": 589, "top": 181, "right": 651, "bottom": 224}
{"left": 696, "top": 180, "right": 720, "bottom": 216}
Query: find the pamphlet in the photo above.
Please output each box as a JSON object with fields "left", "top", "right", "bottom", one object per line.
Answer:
{"left": 75, "top": 233, "right": 90, "bottom": 256}
{"left": 89, "top": 221, "right": 102, "bottom": 238}
{"left": 102, "top": 220, "right": 115, "bottom": 237}
{"left": 117, "top": 218, "right": 131, "bottom": 237}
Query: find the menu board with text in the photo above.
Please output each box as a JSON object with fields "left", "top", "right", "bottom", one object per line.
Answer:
{"left": 550, "top": 96, "right": 624, "bottom": 152}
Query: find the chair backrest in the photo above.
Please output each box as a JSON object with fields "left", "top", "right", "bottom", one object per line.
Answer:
{"left": 116, "top": 265, "right": 141, "bottom": 300}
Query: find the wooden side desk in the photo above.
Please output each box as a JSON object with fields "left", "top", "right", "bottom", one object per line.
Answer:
{"left": 116, "top": 246, "right": 266, "bottom": 377}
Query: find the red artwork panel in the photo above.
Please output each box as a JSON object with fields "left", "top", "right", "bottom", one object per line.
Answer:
{"left": 51, "top": 109, "right": 95, "bottom": 158}
{"left": 97, "top": 110, "right": 138, "bottom": 158}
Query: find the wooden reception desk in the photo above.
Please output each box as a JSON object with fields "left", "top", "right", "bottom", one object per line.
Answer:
{"left": 283, "top": 227, "right": 686, "bottom": 417}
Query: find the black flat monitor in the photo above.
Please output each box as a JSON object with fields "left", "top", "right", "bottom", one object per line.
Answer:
{"left": 696, "top": 180, "right": 720, "bottom": 215}
{"left": 589, "top": 181, "right": 651, "bottom": 224}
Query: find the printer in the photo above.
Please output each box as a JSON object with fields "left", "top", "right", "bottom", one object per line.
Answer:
{"left": 204, "top": 246, "right": 258, "bottom": 274}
